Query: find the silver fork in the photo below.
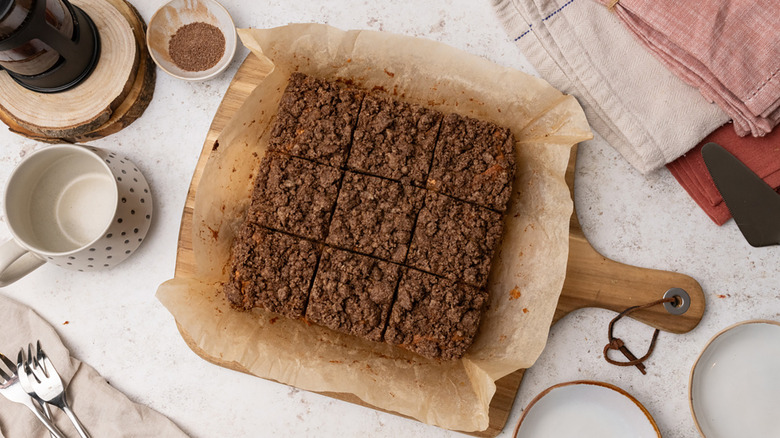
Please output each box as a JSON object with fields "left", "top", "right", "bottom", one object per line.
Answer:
{"left": 27, "top": 341, "right": 91, "bottom": 438}
{"left": 0, "top": 352, "right": 65, "bottom": 438}
{"left": 18, "top": 348, "right": 57, "bottom": 438}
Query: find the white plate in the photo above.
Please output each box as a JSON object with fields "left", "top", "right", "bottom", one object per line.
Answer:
{"left": 690, "top": 320, "right": 780, "bottom": 438}
{"left": 514, "top": 381, "right": 660, "bottom": 438}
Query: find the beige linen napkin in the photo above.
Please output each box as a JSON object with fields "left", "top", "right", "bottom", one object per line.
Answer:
{"left": 492, "top": 0, "right": 729, "bottom": 173}
{"left": 0, "top": 294, "right": 187, "bottom": 438}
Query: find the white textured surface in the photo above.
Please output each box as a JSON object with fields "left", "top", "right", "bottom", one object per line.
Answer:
{"left": 0, "top": 1, "right": 778, "bottom": 437}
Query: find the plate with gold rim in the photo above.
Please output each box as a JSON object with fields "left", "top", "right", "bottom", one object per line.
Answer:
{"left": 690, "top": 320, "right": 780, "bottom": 438}
{"left": 514, "top": 380, "right": 660, "bottom": 438}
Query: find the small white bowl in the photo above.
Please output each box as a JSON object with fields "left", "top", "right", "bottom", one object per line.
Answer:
{"left": 689, "top": 320, "right": 780, "bottom": 438}
{"left": 146, "top": 0, "right": 237, "bottom": 81}
{"left": 514, "top": 380, "right": 660, "bottom": 438}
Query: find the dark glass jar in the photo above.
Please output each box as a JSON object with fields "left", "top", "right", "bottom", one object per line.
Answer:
{"left": 0, "top": 0, "right": 73, "bottom": 75}
{"left": 0, "top": 0, "right": 100, "bottom": 92}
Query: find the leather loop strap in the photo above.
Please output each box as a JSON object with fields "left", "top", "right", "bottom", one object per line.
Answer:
{"left": 603, "top": 297, "right": 677, "bottom": 374}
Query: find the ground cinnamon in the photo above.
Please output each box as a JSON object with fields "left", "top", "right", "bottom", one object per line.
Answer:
{"left": 168, "top": 22, "right": 225, "bottom": 72}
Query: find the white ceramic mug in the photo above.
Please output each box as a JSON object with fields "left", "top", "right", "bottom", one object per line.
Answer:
{"left": 0, "top": 144, "right": 153, "bottom": 287}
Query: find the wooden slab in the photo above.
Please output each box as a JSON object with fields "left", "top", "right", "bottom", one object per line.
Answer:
{"left": 174, "top": 53, "right": 705, "bottom": 436}
{"left": 0, "top": 0, "right": 155, "bottom": 143}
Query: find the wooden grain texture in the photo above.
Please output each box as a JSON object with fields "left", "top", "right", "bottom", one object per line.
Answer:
{"left": 0, "top": 0, "right": 154, "bottom": 142}
{"left": 173, "top": 53, "right": 705, "bottom": 436}
{"left": 71, "top": 0, "right": 156, "bottom": 143}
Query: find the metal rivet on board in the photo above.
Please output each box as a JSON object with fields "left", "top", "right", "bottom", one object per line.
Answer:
{"left": 663, "top": 288, "right": 691, "bottom": 315}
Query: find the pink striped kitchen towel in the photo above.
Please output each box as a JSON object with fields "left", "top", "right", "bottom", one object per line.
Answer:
{"left": 598, "top": 0, "right": 780, "bottom": 137}
{"left": 492, "top": 0, "right": 728, "bottom": 174}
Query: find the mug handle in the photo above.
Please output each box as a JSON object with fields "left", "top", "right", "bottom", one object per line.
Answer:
{"left": 0, "top": 239, "right": 45, "bottom": 287}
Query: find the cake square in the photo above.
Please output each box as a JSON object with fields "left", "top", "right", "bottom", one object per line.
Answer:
{"left": 385, "top": 269, "right": 488, "bottom": 360}
{"left": 306, "top": 248, "right": 401, "bottom": 341}
{"left": 249, "top": 152, "right": 342, "bottom": 241}
{"left": 269, "top": 72, "right": 365, "bottom": 167}
{"left": 347, "top": 93, "right": 442, "bottom": 185}
{"left": 326, "top": 172, "right": 425, "bottom": 263}
{"left": 224, "top": 224, "right": 320, "bottom": 318}
{"left": 407, "top": 192, "right": 503, "bottom": 287}
{"left": 427, "top": 113, "right": 515, "bottom": 212}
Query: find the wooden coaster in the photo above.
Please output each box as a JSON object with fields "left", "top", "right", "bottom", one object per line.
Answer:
{"left": 0, "top": 0, "right": 155, "bottom": 143}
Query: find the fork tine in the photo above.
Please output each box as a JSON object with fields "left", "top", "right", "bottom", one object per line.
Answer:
{"left": 36, "top": 341, "right": 49, "bottom": 377}
{"left": 41, "top": 356, "right": 56, "bottom": 378}
{"left": 0, "top": 353, "right": 16, "bottom": 372}
{"left": 30, "top": 342, "right": 44, "bottom": 378}
{"left": 26, "top": 344, "right": 40, "bottom": 383}
{"left": 0, "top": 354, "right": 13, "bottom": 382}
{"left": 28, "top": 349, "right": 43, "bottom": 380}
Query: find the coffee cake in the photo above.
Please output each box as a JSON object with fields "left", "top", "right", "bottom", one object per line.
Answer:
{"left": 326, "top": 172, "right": 425, "bottom": 263}
{"left": 427, "top": 113, "right": 515, "bottom": 212}
{"left": 269, "top": 72, "right": 365, "bottom": 167}
{"left": 225, "top": 223, "right": 320, "bottom": 318}
{"left": 385, "top": 269, "right": 488, "bottom": 360}
{"left": 407, "top": 192, "right": 503, "bottom": 288}
{"left": 306, "top": 248, "right": 401, "bottom": 342}
{"left": 348, "top": 93, "right": 442, "bottom": 186}
{"left": 249, "top": 152, "right": 342, "bottom": 241}
{"left": 225, "top": 72, "right": 517, "bottom": 360}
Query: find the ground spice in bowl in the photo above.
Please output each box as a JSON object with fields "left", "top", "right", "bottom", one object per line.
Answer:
{"left": 168, "top": 22, "right": 226, "bottom": 72}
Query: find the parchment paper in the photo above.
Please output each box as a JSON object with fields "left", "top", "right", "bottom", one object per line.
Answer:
{"left": 156, "top": 23, "right": 591, "bottom": 432}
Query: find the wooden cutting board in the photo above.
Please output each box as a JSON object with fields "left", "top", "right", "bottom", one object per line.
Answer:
{"left": 174, "top": 53, "right": 705, "bottom": 436}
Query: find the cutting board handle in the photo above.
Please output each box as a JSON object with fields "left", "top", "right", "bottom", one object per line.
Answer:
{"left": 556, "top": 219, "right": 705, "bottom": 334}
{"left": 555, "top": 147, "right": 705, "bottom": 334}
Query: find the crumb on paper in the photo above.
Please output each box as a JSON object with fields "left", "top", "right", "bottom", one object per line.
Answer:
{"left": 509, "top": 287, "right": 522, "bottom": 300}
{"left": 522, "top": 308, "right": 529, "bottom": 314}
{"left": 63, "top": 321, "right": 69, "bottom": 325}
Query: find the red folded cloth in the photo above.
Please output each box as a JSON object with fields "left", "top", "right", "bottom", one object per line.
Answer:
{"left": 598, "top": 0, "right": 780, "bottom": 137}
{"left": 667, "top": 123, "right": 780, "bottom": 225}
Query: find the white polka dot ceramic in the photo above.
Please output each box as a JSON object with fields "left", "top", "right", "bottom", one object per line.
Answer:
{"left": 0, "top": 144, "right": 153, "bottom": 286}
